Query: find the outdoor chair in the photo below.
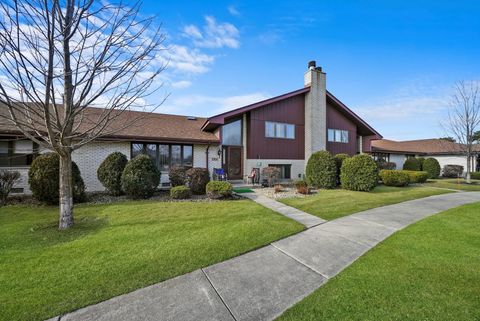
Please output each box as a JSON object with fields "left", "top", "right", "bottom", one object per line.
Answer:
{"left": 247, "top": 168, "right": 260, "bottom": 185}
{"left": 212, "top": 168, "right": 228, "bottom": 181}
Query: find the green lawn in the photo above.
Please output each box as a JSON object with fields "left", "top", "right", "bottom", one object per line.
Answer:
{"left": 0, "top": 200, "right": 303, "bottom": 321}
{"left": 277, "top": 202, "right": 480, "bottom": 321}
{"left": 424, "top": 178, "right": 480, "bottom": 191}
{"left": 280, "top": 185, "right": 452, "bottom": 220}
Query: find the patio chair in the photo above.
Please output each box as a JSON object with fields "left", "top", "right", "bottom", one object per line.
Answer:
{"left": 247, "top": 168, "right": 260, "bottom": 185}
{"left": 212, "top": 168, "right": 228, "bottom": 181}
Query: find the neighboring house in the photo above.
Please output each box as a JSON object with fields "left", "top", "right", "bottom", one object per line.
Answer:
{"left": 0, "top": 61, "right": 381, "bottom": 193}
{"left": 371, "top": 139, "right": 480, "bottom": 173}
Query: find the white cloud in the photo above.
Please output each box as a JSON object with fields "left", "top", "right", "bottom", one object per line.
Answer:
{"left": 228, "top": 5, "right": 240, "bottom": 16}
{"left": 171, "top": 80, "right": 192, "bottom": 89}
{"left": 160, "top": 44, "right": 215, "bottom": 74}
{"left": 183, "top": 16, "right": 240, "bottom": 49}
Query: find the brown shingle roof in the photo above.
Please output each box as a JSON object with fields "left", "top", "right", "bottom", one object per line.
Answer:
{"left": 371, "top": 138, "right": 480, "bottom": 155}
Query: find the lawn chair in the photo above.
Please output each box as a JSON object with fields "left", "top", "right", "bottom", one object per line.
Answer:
{"left": 247, "top": 168, "right": 260, "bottom": 185}
{"left": 212, "top": 168, "right": 228, "bottom": 181}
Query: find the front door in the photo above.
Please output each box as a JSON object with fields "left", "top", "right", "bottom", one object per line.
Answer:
{"left": 225, "top": 146, "right": 242, "bottom": 180}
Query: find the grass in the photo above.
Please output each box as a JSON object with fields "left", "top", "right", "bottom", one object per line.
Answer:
{"left": 277, "top": 202, "right": 480, "bottom": 321}
{"left": 0, "top": 200, "right": 303, "bottom": 321}
{"left": 233, "top": 187, "right": 254, "bottom": 193}
{"left": 280, "top": 185, "right": 452, "bottom": 220}
{"left": 424, "top": 178, "right": 480, "bottom": 191}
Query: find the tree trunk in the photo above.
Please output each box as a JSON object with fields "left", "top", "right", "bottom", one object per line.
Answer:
{"left": 466, "top": 155, "right": 471, "bottom": 184}
{"left": 59, "top": 151, "right": 74, "bottom": 229}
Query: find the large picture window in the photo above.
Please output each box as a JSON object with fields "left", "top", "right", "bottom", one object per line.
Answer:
{"left": 265, "top": 122, "right": 295, "bottom": 139}
{"left": 131, "top": 143, "right": 193, "bottom": 171}
{"left": 0, "top": 139, "right": 37, "bottom": 167}
{"left": 327, "top": 129, "right": 349, "bottom": 143}
{"left": 222, "top": 119, "right": 242, "bottom": 146}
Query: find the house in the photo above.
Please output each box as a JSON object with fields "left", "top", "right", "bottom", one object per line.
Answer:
{"left": 0, "top": 61, "right": 381, "bottom": 193}
{"left": 371, "top": 138, "right": 480, "bottom": 173}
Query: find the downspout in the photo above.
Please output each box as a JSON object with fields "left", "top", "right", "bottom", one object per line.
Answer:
{"left": 206, "top": 144, "right": 210, "bottom": 172}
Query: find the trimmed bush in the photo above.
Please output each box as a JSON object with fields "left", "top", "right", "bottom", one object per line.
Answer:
{"left": 186, "top": 167, "right": 210, "bottom": 195}
{"left": 403, "top": 158, "right": 422, "bottom": 171}
{"left": 305, "top": 151, "right": 337, "bottom": 189}
{"left": 169, "top": 166, "right": 187, "bottom": 187}
{"left": 0, "top": 170, "right": 21, "bottom": 206}
{"left": 377, "top": 161, "right": 396, "bottom": 170}
{"left": 471, "top": 172, "right": 480, "bottom": 180}
{"left": 403, "top": 170, "right": 429, "bottom": 183}
{"left": 97, "top": 152, "right": 128, "bottom": 196}
{"left": 121, "top": 155, "right": 160, "bottom": 199}
{"left": 340, "top": 154, "right": 378, "bottom": 192}
{"left": 379, "top": 170, "right": 410, "bottom": 187}
{"left": 261, "top": 166, "right": 281, "bottom": 187}
{"left": 28, "top": 153, "right": 86, "bottom": 204}
{"left": 334, "top": 153, "right": 350, "bottom": 184}
{"left": 417, "top": 157, "right": 426, "bottom": 170}
{"left": 294, "top": 180, "right": 309, "bottom": 194}
{"left": 170, "top": 186, "right": 191, "bottom": 199}
{"left": 422, "top": 158, "right": 441, "bottom": 179}
{"left": 206, "top": 181, "right": 233, "bottom": 199}
{"left": 442, "top": 165, "right": 464, "bottom": 178}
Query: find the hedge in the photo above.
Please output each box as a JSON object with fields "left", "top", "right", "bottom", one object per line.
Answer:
{"left": 97, "top": 152, "right": 128, "bottom": 196}
{"left": 170, "top": 186, "right": 191, "bottom": 199}
{"left": 186, "top": 167, "right": 210, "bottom": 194}
{"left": 169, "top": 166, "right": 187, "bottom": 187}
{"left": 442, "top": 165, "right": 464, "bottom": 178}
{"left": 334, "top": 153, "right": 350, "bottom": 184}
{"left": 403, "top": 158, "right": 422, "bottom": 171}
{"left": 422, "top": 158, "right": 441, "bottom": 179}
{"left": 206, "top": 181, "right": 233, "bottom": 199}
{"left": 403, "top": 170, "right": 429, "bottom": 183}
{"left": 471, "top": 172, "right": 480, "bottom": 180}
{"left": 121, "top": 155, "right": 160, "bottom": 199}
{"left": 417, "top": 157, "right": 426, "bottom": 170}
{"left": 379, "top": 170, "right": 410, "bottom": 187}
{"left": 28, "top": 153, "right": 86, "bottom": 204}
{"left": 306, "top": 151, "right": 337, "bottom": 189}
{"left": 340, "top": 154, "right": 378, "bottom": 191}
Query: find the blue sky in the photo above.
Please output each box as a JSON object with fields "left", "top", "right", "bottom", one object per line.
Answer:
{"left": 142, "top": 0, "right": 480, "bottom": 140}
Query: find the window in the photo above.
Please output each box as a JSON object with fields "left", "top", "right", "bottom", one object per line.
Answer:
{"left": 268, "top": 164, "right": 291, "bottom": 179}
{"left": 327, "top": 129, "right": 349, "bottom": 143}
{"left": 372, "top": 152, "right": 390, "bottom": 162}
{"left": 265, "top": 122, "right": 295, "bottom": 139}
{"left": 132, "top": 143, "right": 193, "bottom": 171}
{"left": 222, "top": 119, "right": 242, "bottom": 146}
{"left": 0, "top": 139, "right": 37, "bottom": 167}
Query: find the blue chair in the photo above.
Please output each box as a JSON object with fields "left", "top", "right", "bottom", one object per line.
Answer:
{"left": 213, "top": 168, "right": 227, "bottom": 181}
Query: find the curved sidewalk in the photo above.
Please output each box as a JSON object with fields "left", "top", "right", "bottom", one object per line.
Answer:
{"left": 49, "top": 192, "right": 480, "bottom": 321}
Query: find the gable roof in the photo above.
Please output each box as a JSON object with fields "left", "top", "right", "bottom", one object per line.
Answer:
{"left": 371, "top": 138, "right": 480, "bottom": 155}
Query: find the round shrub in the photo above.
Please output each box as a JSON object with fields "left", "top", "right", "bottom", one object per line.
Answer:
{"left": 170, "top": 186, "right": 191, "bottom": 199}
{"left": 97, "top": 152, "right": 128, "bottom": 196}
{"left": 422, "top": 158, "right": 441, "bottom": 179}
{"left": 442, "top": 165, "right": 464, "bottom": 178}
{"left": 169, "top": 166, "right": 187, "bottom": 187}
{"left": 305, "top": 151, "right": 337, "bottom": 189}
{"left": 206, "top": 181, "right": 233, "bottom": 199}
{"left": 334, "top": 153, "right": 350, "bottom": 184}
{"left": 121, "top": 155, "right": 160, "bottom": 199}
{"left": 28, "top": 153, "right": 86, "bottom": 204}
{"left": 403, "top": 170, "right": 429, "bottom": 183}
{"left": 186, "top": 167, "right": 210, "bottom": 195}
{"left": 403, "top": 158, "right": 421, "bottom": 171}
{"left": 379, "top": 170, "right": 410, "bottom": 187}
{"left": 417, "top": 157, "right": 426, "bottom": 170}
{"left": 340, "top": 154, "right": 378, "bottom": 191}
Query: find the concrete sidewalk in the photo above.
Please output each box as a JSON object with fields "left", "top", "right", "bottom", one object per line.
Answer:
{"left": 49, "top": 192, "right": 480, "bottom": 321}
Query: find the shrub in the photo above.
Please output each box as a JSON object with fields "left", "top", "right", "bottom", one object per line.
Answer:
{"left": 206, "top": 181, "right": 233, "bottom": 199}
{"left": 471, "top": 172, "right": 480, "bottom": 180}
{"left": 305, "top": 151, "right": 337, "bottom": 189}
{"left": 169, "top": 166, "right": 187, "bottom": 187}
{"left": 340, "top": 154, "right": 378, "bottom": 191}
{"left": 121, "top": 155, "right": 160, "bottom": 199}
{"left": 403, "top": 158, "right": 422, "bottom": 171}
{"left": 274, "top": 184, "right": 283, "bottom": 193}
{"left": 403, "top": 170, "right": 429, "bottom": 183}
{"left": 294, "top": 180, "right": 309, "bottom": 194}
{"left": 379, "top": 170, "right": 410, "bottom": 187}
{"left": 334, "top": 153, "right": 350, "bottom": 184}
{"left": 0, "top": 170, "right": 21, "bottom": 206}
{"left": 442, "top": 165, "right": 464, "bottom": 178}
{"left": 28, "top": 153, "right": 86, "bottom": 204}
{"left": 422, "top": 158, "right": 441, "bottom": 179}
{"left": 170, "top": 186, "right": 191, "bottom": 199}
{"left": 261, "top": 166, "right": 281, "bottom": 187}
{"left": 97, "top": 152, "right": 128, "bottom": 196}
{"left": 377, "top": 161, "right": 396, "bottom": 170}
{"left": 186, "top": 167, "right": 210, "bottom": 194}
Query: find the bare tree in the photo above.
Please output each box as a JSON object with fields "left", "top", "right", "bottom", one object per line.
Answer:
{"left": 442, "top": 81, "right": 480, "bottom": 183}
{"left": 0, "top": 0, "right": 166, "bottom": 229}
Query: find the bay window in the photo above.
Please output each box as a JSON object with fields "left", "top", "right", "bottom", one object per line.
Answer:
{"left": 0, "top": 139, "right": 37, "bottom": 167}
{"left": 131, "top": 142, "right": 193, "bottom": 171}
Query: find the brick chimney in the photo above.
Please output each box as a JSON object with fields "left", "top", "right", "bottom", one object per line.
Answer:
{"left": 304, "top": 60, "right": 327, "bottom": 163}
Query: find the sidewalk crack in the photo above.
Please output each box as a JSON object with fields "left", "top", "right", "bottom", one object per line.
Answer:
{"left": 201, "top": 268, "right": 238, "bottom": 321}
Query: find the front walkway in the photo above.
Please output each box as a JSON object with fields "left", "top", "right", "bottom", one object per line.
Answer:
{"left": 49, "top": 192, "right": 480, "bottom": 321}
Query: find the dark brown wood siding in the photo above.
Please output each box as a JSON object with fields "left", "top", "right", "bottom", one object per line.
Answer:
{"left": 326, "top": 103, "right": 358, "bottom": 156}
{"left": 247, "top": 94, "right": 305, "bottom": 159}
